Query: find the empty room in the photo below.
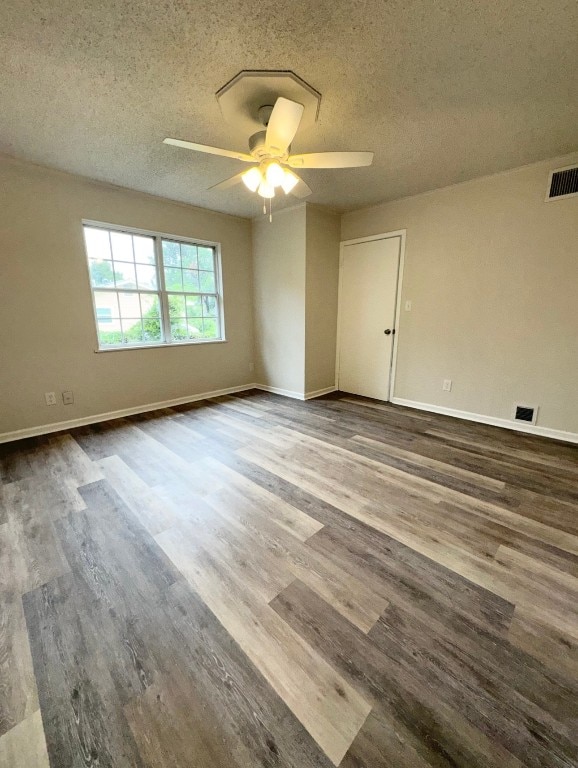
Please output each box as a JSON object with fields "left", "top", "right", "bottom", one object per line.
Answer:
{"left": 1, "top": 1, "right": 577, "bottom": 766}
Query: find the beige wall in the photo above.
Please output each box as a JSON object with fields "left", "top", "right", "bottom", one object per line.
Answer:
{"left": 252, "top": 205, "right": 307, "bottom": 395}
{"left": 305, "top": 206, "right": 341, "bottom": 393}
{"left": 342, "top": 152, "right": 578, "bottom": 434}
{"left": 4, "top": 150, "right": 576, "bottom": 437}
{"left": 0, "top": 155, "right": 254, "bottom": 435}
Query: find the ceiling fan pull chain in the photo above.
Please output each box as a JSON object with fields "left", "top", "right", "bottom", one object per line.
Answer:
{"left": 269, "top": 197, "right": 273, "bottom": 223}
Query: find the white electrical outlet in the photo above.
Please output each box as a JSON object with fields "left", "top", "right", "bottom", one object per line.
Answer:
{"left": 443, "top": 379, "right": 452, "bottom": 392}
{"left": 62, "top": 390, "right": 74, "bottom": 405}
{"left": 405, "top": 300, "right": 412, "bottom": 311}
{"left": 45, "top": 392, "right": 57, "bottom": 406}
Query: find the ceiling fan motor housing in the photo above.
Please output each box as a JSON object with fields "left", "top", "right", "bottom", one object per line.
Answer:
{"left": 249, "top": 130, "right": 288, "bottom": 161}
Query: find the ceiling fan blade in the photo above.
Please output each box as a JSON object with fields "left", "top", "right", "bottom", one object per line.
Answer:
{"left": 208, "top": 172, "right": 246, "bottom": 191}
{"left": 265, "top": 97, "right": 304, "bottom": 154}
{"left": 288, "top": 151, "right": 374, "bottom": 169}
{"left": 163, "top": 138, "right": 254, "bottom": 162}
{"left": 289, "top": 174, "right": 312, "bottom": 199}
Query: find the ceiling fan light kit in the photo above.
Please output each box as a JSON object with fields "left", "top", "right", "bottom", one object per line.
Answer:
{"left": 241, "top": 166, "right": 261, "bottom": 192}
{"left": 281, "top": 169, "right": 299, "bottom": 194}
{"left": 265, "top": 161, "right": 285, "bottom": 187}
{"left": 257, "top": 180, "right": 275, "bottom": 199}
{"left": 163, "top": 70, "right": 374, "bottom": 220}
{"left": 241, "top": 160, "right": 298, "bottom": 198}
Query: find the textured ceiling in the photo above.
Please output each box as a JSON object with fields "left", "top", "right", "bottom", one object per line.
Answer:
{"left": 1, "top": 0, "right": 577, "bottom": 217}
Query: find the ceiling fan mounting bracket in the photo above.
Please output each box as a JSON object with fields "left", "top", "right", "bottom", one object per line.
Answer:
{"left": 216, "top": 70, "right": 321, "bottom": 138}
{"left": 257, "top": 105, "right": 274, "bottom": 126}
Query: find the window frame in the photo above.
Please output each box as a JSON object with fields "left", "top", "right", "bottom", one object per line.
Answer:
{"left": 82, "top": 219, "right": 226, "bottom": 352}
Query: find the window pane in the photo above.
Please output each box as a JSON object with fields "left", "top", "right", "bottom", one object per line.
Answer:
{"left": 89, "top": 259, "right": 116, "bottom": 287}
{"left": 202, "top": 317, "right": 218, "bottom": 339}
{"left": 182, "top": 269, "right": 199, "bottom": 292}
{"left": 84, "top": 227, "right": 111, "bottom": 260}
{"left": 168, "top": 295, "right": 185, "bottom": 318}
{"left": 118, "top": 292, "right": 141, "bottom": 319}
{"left": 98, "top": 324, "right": 123, "bottom": 346}
{"left": 141, "top": 294, "right": 162, "bottom": 342}
{"left": 136, "top": 263, "right": 157, "bottom": 290}
{"left": 133, "top": 235, "right": 155, "bottom": 264}
{"left": 96, "top": 307, "right": 113, "bottom": 323}
{"left": 113, "top": 261, "right": 137, "bottom": 289}
{"left": 186, "top": 319, "right": 203, "bottom": 340}
{"left": 122, "top": 318, "right": 143, "bottom": 344}
{"left": 111, "top": 232, "right": 134, "bottom": 262}
{"left": 164, "top": 267, "right": 182, "bottom": 291}
{"left": 94, "top": 291, "right": 119, "bottom": 317}
{"left": 197, "top": 246, "right": 214, "bottom": 271}
{"left": 162, "top": 240, "right": 181, "bottom": 268}
{"left": 140, "top": 293, "right": 160, "bottom": 316}
{"left": 170, "top": 318, "right": 188, "bottom": 341}
{"left": 202, "top": 295, "right": 217, "bottom": 317}
{"left": 181, "top": 243, "right": 197, "bottom": 269}
{"left": 143, "top": 322, "right": 162, "bottom": 343}
{"left": 199, "top": 271, "right": 215, "bottom": 292}
{"left": 185, "top": 295, "right": 202, "bottom": 316}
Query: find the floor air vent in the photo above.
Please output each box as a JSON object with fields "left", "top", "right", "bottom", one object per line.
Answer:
{"left": 546, "top": 165, "right": 578, "bottom": 201}
{"left": 513, "top": 404, "right": 538, "bottom": 425}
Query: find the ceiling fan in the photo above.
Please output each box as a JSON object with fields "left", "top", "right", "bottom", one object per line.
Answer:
{"left": 163, "top": 97, "right": 373, "bottom": 206}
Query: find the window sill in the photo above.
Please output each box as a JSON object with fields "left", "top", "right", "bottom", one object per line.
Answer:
{"left": 94, "top": 339, "right": 227, "bottom": 353}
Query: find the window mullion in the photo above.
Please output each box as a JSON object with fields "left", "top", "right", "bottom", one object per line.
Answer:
{"left": 155, "top": 236, "right": 171, "bottom": 343}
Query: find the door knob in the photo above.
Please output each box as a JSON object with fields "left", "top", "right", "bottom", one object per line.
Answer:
{"left": 384, "top": 329, "right": 395, "bottom": 335}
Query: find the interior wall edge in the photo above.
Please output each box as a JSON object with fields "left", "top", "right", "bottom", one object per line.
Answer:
{"left": 341, "top": 148, "right": 578, "bottom": 220}
{"left": 0, "top": 151, "right": 251, "bottom": 223}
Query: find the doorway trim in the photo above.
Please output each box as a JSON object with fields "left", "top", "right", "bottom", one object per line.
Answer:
{"left": 336, "top": 229, "right": 407, "bottom": 400}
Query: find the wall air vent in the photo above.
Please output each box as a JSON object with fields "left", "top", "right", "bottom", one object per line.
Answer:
{"left": 512, "top": 404, "right": 538, "bottom": 425}
{"left": 546, "top": 165, "right": 578, "bottom": 201}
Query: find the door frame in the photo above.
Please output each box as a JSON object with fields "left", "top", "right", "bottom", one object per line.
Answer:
{"left": 336, "top": 229, "right": 406, "bottom": 400}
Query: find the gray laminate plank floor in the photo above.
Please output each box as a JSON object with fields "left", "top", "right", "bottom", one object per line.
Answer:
{"left": 1, "top": 390, "right": 577, "bottom": 767}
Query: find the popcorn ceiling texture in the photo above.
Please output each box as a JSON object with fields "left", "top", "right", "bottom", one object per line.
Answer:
{"left": 1, "top": 0, "right": 577, "bottom": 217}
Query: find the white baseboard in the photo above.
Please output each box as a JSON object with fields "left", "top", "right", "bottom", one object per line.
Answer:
{"left": 0, "top": 384, "right": 255, "bottom": 444}
{"left": 253, "top": 384, "right": 337, "bottom": 401}
{"left": 391, "top": 397, "right": 578, "bottom": 445}
{"left": 253, "top": 384, "right": 306, "bottom": 400}
{"left": 7, "top": 386, "right": 573, "bottom": 446}
{"left": 304, "top": 386, "right": 338, "bottom": 400}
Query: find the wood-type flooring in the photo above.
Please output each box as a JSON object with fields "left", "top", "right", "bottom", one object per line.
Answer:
{"left": 1, "top": 390, "right": 577, "bottom": 767}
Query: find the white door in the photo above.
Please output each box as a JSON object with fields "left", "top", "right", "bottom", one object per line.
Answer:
{"left": 337, "top": 236, "right": 401, "bottom": 400}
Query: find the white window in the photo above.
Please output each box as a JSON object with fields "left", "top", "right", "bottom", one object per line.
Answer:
{"left": 82, "top": 222, "right": 224, "bottom": 349}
